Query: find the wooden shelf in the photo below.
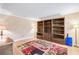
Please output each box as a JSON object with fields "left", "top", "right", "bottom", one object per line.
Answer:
{"left": 53, "top": 21, "right": 64, "bottom": 23}
{"left": 53, "top": 38, "right": 64, "bottom": 40}
{"left": 53, "top": 29, "right": 64, "bottom": 31}
{"left": 53, "top": 33, "right": 64, "bottom": 36}
{"left": 52, "top": 38, "right": 65, "bottom": 44}
{"left": 53, "top": 25, "right": 64, "bottom": 27}
{"left": 37, "top": 32, "right": 43, "bottom": 34}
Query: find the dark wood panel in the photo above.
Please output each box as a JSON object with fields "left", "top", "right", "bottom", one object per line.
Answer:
{"left": 52, "top": 39, "right": 65, "bottom": 44}
{"left": 43, "top": 33, "right": 51, "bottom": 41}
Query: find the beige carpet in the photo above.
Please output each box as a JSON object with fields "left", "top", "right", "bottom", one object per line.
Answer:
{"left": 0, "top": 43, "right": 13, "bottom": 55}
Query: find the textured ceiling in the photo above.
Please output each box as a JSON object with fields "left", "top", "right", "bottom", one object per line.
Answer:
{"left": 0, "top": 3, "right": 79, "bottom": 19}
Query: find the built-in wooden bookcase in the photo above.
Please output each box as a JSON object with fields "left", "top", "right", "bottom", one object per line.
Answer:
{"left": 37, "top": 17, "right": 65, "bottom": 44}
{"left": 44, "top": 20, "right": 51, "bottom": 41}
{"left": 37, "top": 21, "right": 44, "bottom": 39}
{"left": 52, "top": 18, "right": 65, "bottom": 44}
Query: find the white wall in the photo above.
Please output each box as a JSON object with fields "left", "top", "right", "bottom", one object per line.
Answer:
{"left": 0, "top": 14, "right": 37, "bottom": 42}
{"left": 65, "top": 12, "right": 79, "bottom": 46}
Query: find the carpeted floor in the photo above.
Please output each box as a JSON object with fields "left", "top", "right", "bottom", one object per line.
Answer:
{"left": 0, "top": 43, "right": 13, "bottom": 55}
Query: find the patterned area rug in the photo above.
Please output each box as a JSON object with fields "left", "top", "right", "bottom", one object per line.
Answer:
{"left": 18, "top": 40, "right": 68, "bottom": 55}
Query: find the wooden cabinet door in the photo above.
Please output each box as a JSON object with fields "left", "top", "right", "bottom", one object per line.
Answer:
{"left": 44, "top": 33, "right": 51, "bottom": 41}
